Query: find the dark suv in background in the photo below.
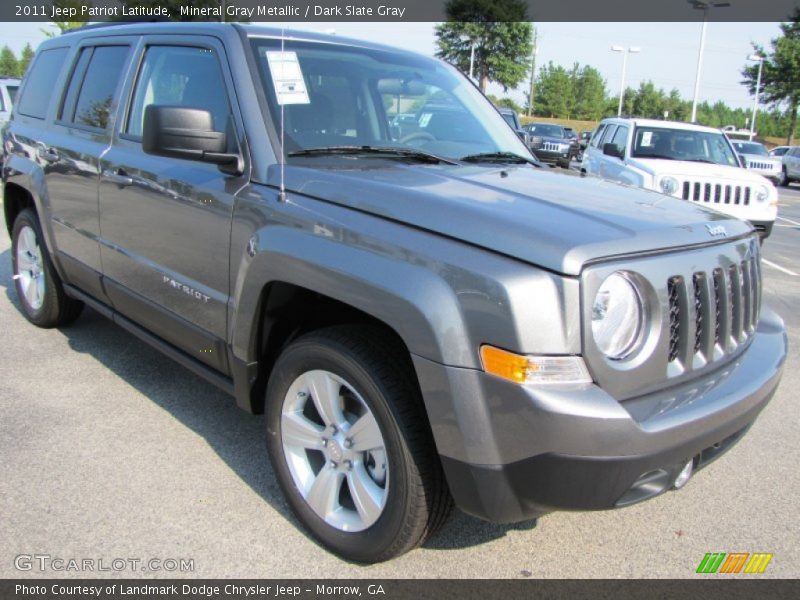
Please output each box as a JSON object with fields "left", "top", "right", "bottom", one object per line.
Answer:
{"left": 2, "top": 22, "right": 786, "bottom": 563}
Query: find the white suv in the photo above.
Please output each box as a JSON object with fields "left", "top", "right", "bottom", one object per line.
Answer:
{"left": 582, "top": 117, "right": 778, "bottom": 239}
{"left": 0, "top": 77, "right": 20, "bottom": 128}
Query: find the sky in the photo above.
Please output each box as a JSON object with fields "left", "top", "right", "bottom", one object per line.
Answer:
{"left": 0, "top": 21, "right": 784, "bottom": 113}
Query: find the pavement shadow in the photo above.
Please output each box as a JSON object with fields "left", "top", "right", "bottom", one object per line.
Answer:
{"left": 1, "top": 246, "right": 538, "bottom": 555}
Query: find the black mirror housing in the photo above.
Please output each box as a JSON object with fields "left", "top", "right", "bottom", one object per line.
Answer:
{"left": 603, "top": 142, "right": 624, "bottom": 159}
{"left": 142, "top": 105, "right": 238, "bottom": 167}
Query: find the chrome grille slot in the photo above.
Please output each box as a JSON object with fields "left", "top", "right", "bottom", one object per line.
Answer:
{"left": 667, "top": 277, "right": 681, "bottom": 362}
{"left": 713, "top": 268, "right": 723, "bottom": 346}
{"left": 693, "top": 273, "right": 705, "bottom": 354}
{"left": 729, "top": 264, "right": 743, "bottom": 342}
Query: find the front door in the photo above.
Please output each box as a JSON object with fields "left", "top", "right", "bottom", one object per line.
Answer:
{"left": 98, "top": 37, "right": 247, "bottom": 373}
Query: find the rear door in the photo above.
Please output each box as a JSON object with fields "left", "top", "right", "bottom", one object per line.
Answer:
{"left": 40, "top": 40, "right": 134, "bottom": 300}
{"left": 98, "top": 36, "right": 248, "bottom": 373}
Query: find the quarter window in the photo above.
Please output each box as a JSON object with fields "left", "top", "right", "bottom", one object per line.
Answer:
{"left": 126, "top": 45, "right": 231, "bottom": 138}
{"left": 16, "top": 47, "right": 69, "bottom": 119}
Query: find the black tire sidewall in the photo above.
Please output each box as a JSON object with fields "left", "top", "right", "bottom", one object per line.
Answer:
{"left": 265, "top": 335, "right": 417, "bottom": 562}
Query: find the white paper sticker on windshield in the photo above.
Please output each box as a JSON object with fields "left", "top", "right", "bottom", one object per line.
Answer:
{"left": 418, "top": 113, "right": 432, "bottom": 127}
{"left": 266, "top": 51, "right": 310, "bottom": 105}
{"left": 641, "top": 131, "right": 653, "bottom": 146}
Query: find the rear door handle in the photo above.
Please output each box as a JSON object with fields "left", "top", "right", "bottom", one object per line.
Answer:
{"left": 37, "top": 147, "right": 59, "bottom": 162}
{"left": 101, "top": 168, "right": 134, "bottom": 187}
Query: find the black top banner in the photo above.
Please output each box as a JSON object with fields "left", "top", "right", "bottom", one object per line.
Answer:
{"left": 2, "top": 0, "right": 800, "bottom": 23}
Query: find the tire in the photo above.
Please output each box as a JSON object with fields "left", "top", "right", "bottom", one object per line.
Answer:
{"left": 779, "top": 167, "right": 790, "bottom": 187}
{"left": 11, "top": 208, "right": 83, "bottom": 327}
{"left": 265, "top": 325, "right": 452, "bottom": 562}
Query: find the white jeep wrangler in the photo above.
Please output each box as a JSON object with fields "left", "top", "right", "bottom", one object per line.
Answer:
{"left": 581, "top": 118, "right": 778, "bottom": 239}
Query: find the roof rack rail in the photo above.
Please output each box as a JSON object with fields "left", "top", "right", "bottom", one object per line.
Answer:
{"left": 62, "top": 17, "right": 171, "bottom": 35}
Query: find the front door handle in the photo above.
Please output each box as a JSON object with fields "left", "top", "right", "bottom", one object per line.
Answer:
{"left": 101, "top": 168, "right": 134, "bottom": 187}
{"left": 37, "top": 146, "right": 59, "bottom": 162}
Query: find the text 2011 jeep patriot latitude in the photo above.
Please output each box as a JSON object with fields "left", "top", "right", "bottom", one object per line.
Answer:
{"left": 2, "top": 23, "right": 787, "bottom": 562}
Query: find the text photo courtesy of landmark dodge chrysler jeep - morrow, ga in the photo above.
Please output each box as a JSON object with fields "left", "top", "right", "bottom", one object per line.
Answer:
{"left": 2, "top": 22, "right": 786, "bottom": 563}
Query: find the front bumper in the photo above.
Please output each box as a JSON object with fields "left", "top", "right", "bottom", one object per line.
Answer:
{"left": 413, "top": 308, "right": 786, "bottom": 523}
{"left": 750, "top": 219, "right": 774, "bottom": 239}
{"left": 530, "top": 148, "right": 572, "bottom": 165}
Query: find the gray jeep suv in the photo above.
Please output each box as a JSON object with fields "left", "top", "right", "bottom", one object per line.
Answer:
{"left": 2, "top": 23, "right": 786, "bottom": 563}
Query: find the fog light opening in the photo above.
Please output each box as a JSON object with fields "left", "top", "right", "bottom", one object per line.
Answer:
{"left": 673, "top": 459, "right": 694, "bottom": 490}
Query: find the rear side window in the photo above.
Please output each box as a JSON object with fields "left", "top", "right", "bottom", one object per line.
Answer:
{"left": 63, "top": 46, "right": 130, "bottom": 130}
{"left": 126, "top": 45, "right": 230, "bottom": 138}
{"left": 16, "top": 48, "right": 69, "bottom": 119}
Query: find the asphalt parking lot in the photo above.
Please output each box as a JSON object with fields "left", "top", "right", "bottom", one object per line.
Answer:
{"left": 1, "top": 185, "right": 799, "bottom": 579}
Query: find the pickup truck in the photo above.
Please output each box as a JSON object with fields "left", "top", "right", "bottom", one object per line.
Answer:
{"left": 3, "top": 23, "right": 786, "bottom": 563}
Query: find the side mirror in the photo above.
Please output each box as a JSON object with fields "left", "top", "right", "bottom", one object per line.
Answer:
{"left": 142, "top": 105, "right": 239, "bottom": 167}
{"left": 603, "top": 142, "right": 624, "bottom": 159}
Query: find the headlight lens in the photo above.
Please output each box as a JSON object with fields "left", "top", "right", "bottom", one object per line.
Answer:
{"left": 591, "top": 272, "right": 644, "bottom": 360}
{"left": 755, "top": 184, "right": 770, "bottom": 203}
{"left": 659, "top": 176, "right": 679, "bottom": 195}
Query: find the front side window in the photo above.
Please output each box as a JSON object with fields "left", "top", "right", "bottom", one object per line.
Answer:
{"left": 610, "top": 125, "right": 629, "bottom": 153}
{"left": 250, "top": 38, "right": 530, "bottom": 162}
{"left": 126, "top": 45, "right": 231, "bottom": 138}
{"left": 6, "top": 85, "right": 18, "bottom": 104}
{"left": 590, "top": 124, "right": 607, "bottom": 148}
{"left": 632, "top": 127, "right": 739, "bottom": 167}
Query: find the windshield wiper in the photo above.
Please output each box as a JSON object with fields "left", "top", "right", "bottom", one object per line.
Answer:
{"left": 459, "top": 151, "right": 541, "bottom": 166}
{"left": 288, "top": 145, "right": 458, "bottom": 165}
{"left": 683, "top": 158, "right": 718, "bottom": 164}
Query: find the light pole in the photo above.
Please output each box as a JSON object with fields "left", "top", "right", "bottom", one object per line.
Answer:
{"left": 748, "top": 53, "right": 764, "bottom": 141}
{"left": 469, "top": 43, "right": 475, "bottom": 80}
{"left": 611, "top": 45, "right": 640, "bottom": 117}
{"left": 689, "top": 1, "right": 731, "bottom": 123}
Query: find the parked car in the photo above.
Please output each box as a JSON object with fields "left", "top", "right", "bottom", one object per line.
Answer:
{"left": 780, "top": 146, "right": 800, "bottom": 186}
{"left": 769, "top": 145, "right": 791, "bottom": 158}
{"left": 3, "top": 23, "right": 786, "bottom": 563}
{"left": 577, "top": 129, "right": 593, "bottom": 160}
{"left": 522, "top": 122, "right": 577, "bottom": 167}
{"left": 728, "top": 139, "right": 782, "bottom": 185}
{"left": 0, "top": 77, "right": 20, "bottom": 128}
{"left": 582, "top": 117, "right": 778, "bottom": 239}
{"left": 497, "top": 107, "right": 530, "bottom": 146}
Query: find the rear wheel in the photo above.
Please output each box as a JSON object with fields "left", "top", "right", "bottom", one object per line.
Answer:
{"left": 265, "top": 325, "right": 452, "bottom": 562}
{"left": 11, "top": 209, "right": 83, "bottom": 327}
{"left": 779, "top": 167, "right": 790, "bottom": 187}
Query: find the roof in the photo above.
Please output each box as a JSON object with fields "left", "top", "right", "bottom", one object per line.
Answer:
{"left": 601, "top": 116, "right": 721, "bottom": 134}
{"left": 54, "top": 21, "right": 424, "bottom": 61}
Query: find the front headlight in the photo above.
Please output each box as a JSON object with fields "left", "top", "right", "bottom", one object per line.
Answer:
{"left": 591, "top": 272, "right": 644, "bottom": 360}
{"left": 659, "top": 176, "right": 679, "bottom": 196}
{"left": 755, "top": 184, "right": 770, "bottom": 203}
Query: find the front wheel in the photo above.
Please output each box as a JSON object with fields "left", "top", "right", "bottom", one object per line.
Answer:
{"left": 779, "top": 168, "right": 790, "bottom": 187}
{"left": 265, "top": 326, "right": 452, "bottom": 562}
{"left": 11, "top": 209, "right": 83, "bottom": 327}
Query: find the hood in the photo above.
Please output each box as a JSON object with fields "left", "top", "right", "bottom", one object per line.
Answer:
{"left": 272, "top": 161, "right": 753, "bottom": 276}
{"left": 629, "top": 158, "right": 773, "bottom": 183}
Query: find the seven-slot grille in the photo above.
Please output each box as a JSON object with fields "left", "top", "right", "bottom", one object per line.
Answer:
{"left": 681, "top": 181, "right": 752, "bottom": 205}
{"left": 666, "top": 255, "right": 761, "bottom": 366}
{"left": 747, "top": 160, "right": 776, "bottom": 171}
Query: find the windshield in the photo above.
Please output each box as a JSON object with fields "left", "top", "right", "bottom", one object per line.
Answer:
{"left": 526, "top": 124, "right": 564, "bottom": 138}
{"left": 730, "top": 141, "right": 768, "bottom": 156}
{"left": 631, "top": 126, "right": 739, "bottom": 166}
{"left": 250, "top": 38, "right": 531, "bottom": 163}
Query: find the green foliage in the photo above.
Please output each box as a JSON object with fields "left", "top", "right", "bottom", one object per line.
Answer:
{"left": 0, "top": 46, "right": 19, "bottom": 77}
{"left": 435, "top": 0, "right": 533, "bottom": 92}
{"left": 487, "top": 94, "right": 523, "bottom": 113}
{"left": 18, "top": 44, "right": 35, "bottom": 77}
{"left": 742, "top": 10, "right": 800, "bottom": 143}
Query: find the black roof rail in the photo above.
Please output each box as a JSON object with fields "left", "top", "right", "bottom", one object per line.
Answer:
{"left": 61, "top": 17, "right": 171, "bottom": 35}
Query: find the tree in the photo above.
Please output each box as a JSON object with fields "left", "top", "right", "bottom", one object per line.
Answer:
{"left": 632, "top": 81, "right": 665, "bottom": 119}
{"left": 18, "top": 44, "right": 35, "bottom": 77}
{"left": 742, "top": 10, "right": 800, "bottom": 144}
{"left": 534, "top": 62, "right": 574, "bottom": 118}
{"left": 435, "top": 0, "right": 533, "bottom": 93}
{"left": 573, "top": 66, "right": 606, "bottom": 120}
{"left": 0, "top": 46, "right": 19, "bottom": 78}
